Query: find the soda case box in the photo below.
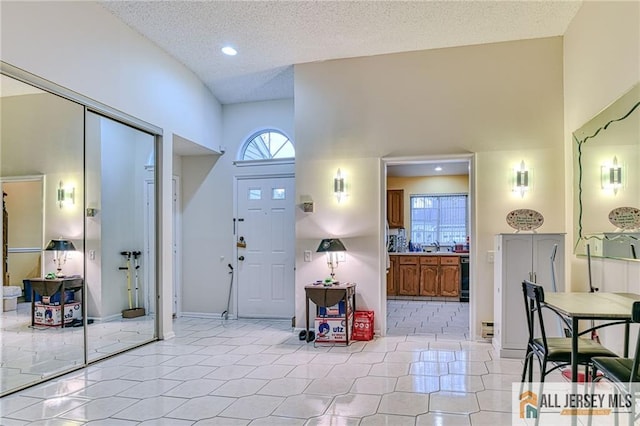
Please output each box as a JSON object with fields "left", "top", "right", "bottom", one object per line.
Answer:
{"left": 315, "top": 313, "right": 354, "bottom": 343}
{"left": 34, "top": 302, "right": 81, "bottom": 326}
{"left": 317, "top": 299, "right": 353, "bottom": 317}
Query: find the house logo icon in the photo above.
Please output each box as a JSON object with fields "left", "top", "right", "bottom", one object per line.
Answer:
{"left": 520, "top": 390, "right": 538, "bottom": 419}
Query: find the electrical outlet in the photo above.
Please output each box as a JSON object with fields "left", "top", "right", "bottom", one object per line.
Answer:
{"left": 304, "top": 250, "right": 312, "bottom": 262}
{"left": 89, "top": 250, "right": 95, "bottom": 260}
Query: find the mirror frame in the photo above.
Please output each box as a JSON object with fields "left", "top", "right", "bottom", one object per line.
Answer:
{"left": 573, "top": 83, "right": 640, "bottom": 260}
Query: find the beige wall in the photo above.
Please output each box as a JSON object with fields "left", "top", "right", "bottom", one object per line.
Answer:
{"left": 1, "top": 1, "right": 223, "bottom": 337}
{"left": 295, "top": 37, "right": 566, "bottom": 337}
{"left": 563, "top": 1, "right": 640, "bottom": 354}
{"left": 387, "top": 174, "right": 469, "bottom": 239}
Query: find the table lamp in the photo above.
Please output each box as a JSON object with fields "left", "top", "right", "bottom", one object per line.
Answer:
{"left": 316, "top": 238, "right": 346, "bottom": 281}
{"left": 45, "top": 239, "right": 76, "bottom": 277}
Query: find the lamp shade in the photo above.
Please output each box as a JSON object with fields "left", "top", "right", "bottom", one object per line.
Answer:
{"left": 45, "top": 239, "right": 76, "bottom": 251}
{"left": 316, "top": 238, "right": 346, "bottom": 253}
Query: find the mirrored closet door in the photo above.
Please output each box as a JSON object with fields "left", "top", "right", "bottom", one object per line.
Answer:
{"left": 1, "top": 69, "right": 159, "bottom": 396}
{"left": 1, "top": 74, "right": 85, "bottom": 394}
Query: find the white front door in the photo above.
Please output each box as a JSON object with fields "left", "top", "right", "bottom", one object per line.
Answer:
{"left": 236, "top": 176, "right": 295, "bottom": 319}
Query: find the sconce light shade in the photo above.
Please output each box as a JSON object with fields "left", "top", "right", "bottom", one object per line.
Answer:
{"left": 45, "top": 239, "right": 76, "bottom": 277}
{"left": 316, "top": 238, "right": 347, "bottom": 280}
{"left": 513, "top": 161, "right": 529, "bottom": 198}
{"left": 602, "top": 156, "right": 623, "bottom": 195}
{"left": 57, "top": 181, "right": 75, "bottom": 208}
{"left": 334, "top": 169, "right": 346, "bottom": 202}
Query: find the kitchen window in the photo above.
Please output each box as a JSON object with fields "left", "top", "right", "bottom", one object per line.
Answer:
{"left": 410, "top": 194, "right": 468, "bottom": 246}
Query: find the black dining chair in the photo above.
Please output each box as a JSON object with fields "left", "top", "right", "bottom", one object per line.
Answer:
{"left": 590, "top": 301, "right": 640, "bottom": 424}
{"left": 521, "top": 280, "right": 618, "bottom": 383}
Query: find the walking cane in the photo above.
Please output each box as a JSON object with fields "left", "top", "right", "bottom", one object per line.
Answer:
{"left": 119, "top": 251, "right": 133, "bottom": 310}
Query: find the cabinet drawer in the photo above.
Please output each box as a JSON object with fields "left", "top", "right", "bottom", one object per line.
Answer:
{"left": 399, "top": 256, "right": 419, "bottom": 265}
{"left": 440, "top": 256, "right": 460, "bottom": 265}
{"left": 419, "top": 256, "right": 439, "bottom": 265}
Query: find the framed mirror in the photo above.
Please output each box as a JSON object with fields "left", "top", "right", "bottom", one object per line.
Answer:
{"left": 573, "top": 83, "right": 640, "bottom": 260}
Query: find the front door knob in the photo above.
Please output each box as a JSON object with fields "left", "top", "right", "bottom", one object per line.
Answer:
{"left": 238, "top": 256, "right": 245, "bottom": 261}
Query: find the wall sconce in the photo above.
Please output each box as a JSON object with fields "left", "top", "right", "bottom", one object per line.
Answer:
{"left": 513, "top": 161, "right": 529, "bottom": 198}
{"left": 316, "top": 238, "right": 347, "bottom": 281}
{"left": 601, "top": 156, "right": 623, "bottom": 195}
{"left": 334, "top": 169, "right": 346, "bottom": 202}
{"left": 45, "top": 239, "right": 76, "bottom": 277}
{"left": 57, "top": 181, "right": 75, "bottom": 208}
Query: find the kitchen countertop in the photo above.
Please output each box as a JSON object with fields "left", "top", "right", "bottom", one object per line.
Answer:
{"left": 389, "top": 252, "right": 468, "bottom": 256}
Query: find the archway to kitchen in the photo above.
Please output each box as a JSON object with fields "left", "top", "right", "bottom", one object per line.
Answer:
{"left": 383, "top": 154, "right": 475, "bottom": 340}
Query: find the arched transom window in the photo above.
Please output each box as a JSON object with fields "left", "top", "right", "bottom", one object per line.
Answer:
{"left": 241, "top": 130, "right": 294, "bottom": 161}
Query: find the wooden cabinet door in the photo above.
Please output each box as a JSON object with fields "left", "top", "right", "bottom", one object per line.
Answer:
{"left": 387, "top": 255, "right": 398, "bottom": 296}
{"left": 398, "top": 257, "right": 419, "bottom": 296}
{"left": 387, "top": 189, "right": 404, "bottom": 228}
{"left": 439, "top": 264, "right": 460, "bottom": 297}
{"left": 419, "top": 264, "right": 439, "bottom": 296}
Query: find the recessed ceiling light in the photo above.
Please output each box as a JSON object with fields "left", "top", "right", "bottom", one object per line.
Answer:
{"left": 435, "top": 166, "right": 443, "bottom": 171}
{"left": 221, "top": 46, "right": 237, "bottom": 56}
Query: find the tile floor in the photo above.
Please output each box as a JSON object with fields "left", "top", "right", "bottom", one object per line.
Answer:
{"left": 1, "top": 301, "right": 155, "bottom": 395}
{"left": 0, "top": 300, "right": 539, "bottom": 425}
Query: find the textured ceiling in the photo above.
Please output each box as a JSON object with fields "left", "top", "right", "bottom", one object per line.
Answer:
{"left": 99, "top": 1, "right": 583, "bottom": 105}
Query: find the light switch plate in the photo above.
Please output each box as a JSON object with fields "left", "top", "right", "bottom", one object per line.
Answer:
{"left": 304, "top": 250, "right": 312, "bottom": 262}
{"left": 487, "top": 250, "right": 495, "bottom": 263}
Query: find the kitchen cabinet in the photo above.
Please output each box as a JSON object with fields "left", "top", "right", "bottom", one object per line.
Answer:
{"left": 387, "top": 255, "right": 398, "bottom": 296}
{"left": 419, "top": 256, "right": 459, "bottom": 297}
{"left": 493, "top": 233, "right": 565, "bottom": 358}
{"left": 398, "top": 256, "right": 419, "bottom": 296}
{"left": 419, "top": 257, "right": 438, "bottom": 296}
{"left": 389, "top": 254, "right": 460, "bottom": 298}
{"left": 387, "top": 189, "right": 404, "bottom": 228}
{"left": 439, "top": 257, "right": 460, "bottom": 297}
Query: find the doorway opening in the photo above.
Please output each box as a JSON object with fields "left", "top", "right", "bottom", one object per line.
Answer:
{"left": 383, "top": 155, "right": 475, "bottom": 339}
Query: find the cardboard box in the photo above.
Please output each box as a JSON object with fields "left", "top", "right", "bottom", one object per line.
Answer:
{"left": 315, "top": 313, "right": 353, "bottom": 343}
{"left": 317, "top": 300, "right": 353, "bottom": 317}
{"left": 34, "top": 302, "right": 81, "bottom": 326}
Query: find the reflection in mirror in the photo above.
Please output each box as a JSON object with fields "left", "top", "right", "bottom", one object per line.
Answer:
{"left": 574, "top": 83, "right": 640, "bottom": 259}
{"left": 85, "top": 112, "right": 156, "bottom": 362}
{"left": 1, "top": 75, "right": 85, "bottom": 395}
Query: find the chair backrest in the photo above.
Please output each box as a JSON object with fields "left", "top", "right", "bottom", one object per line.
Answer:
{"left": 629, "top": 301, "right": 640, "bottom": 382}
{"left": 522, "top": 280, "right": 549, "bottom": 351}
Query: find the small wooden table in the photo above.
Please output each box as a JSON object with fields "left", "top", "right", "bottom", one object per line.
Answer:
{"left": 29, "top": 277, "right": 83, "bottom": 327}
{"left": 305, "top": 282, "right": 356, "bottom": 345}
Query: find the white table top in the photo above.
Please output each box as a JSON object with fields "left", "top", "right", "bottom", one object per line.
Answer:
{"left": 544, "top": 292, "right": 640, "bottom": 320}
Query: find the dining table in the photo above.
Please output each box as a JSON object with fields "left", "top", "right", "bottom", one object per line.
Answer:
{"left": 543, "top": 292, "right": 640, "bottom": 382}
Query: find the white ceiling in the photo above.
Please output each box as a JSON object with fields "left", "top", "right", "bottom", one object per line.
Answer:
{"left": 99, "top": 0, "right": 583, "bottom": 105}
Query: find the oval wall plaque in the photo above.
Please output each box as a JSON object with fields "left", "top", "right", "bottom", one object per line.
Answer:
{"left": 608, "top": 207, "right": 640, "bottom": 230}
{"left": 506, "top": 209, "right": 544, "bottom": 231}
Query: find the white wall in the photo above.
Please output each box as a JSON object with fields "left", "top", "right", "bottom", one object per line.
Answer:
{"left": 294, "top": 37, "right": 566, "bottom": 337}
{"left": 1, "top": 2, "right": 223, "bottom": 338}
{"left": 179, "top": 99, "right": 294, "bottom": 316}
{"left": 563, "top": 1, "right": 640, "bottom": 354}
